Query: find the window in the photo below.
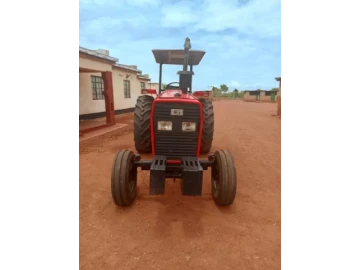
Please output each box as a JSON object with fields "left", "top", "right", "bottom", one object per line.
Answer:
{"left": 249, "top": 91, "right": 260, "bottom": 96}
{"left": 140, "top": 82, "right": 145, "bottom": 89}
{"left": 91, "top": 76, "right": 104, "bottom": 100}
{"left": 124, "top": 80, "right": 131, "bottom": 98}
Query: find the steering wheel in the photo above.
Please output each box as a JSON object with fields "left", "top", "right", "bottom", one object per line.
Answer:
{"left": 165, "top": 82, "right": 180, "bottom": 90}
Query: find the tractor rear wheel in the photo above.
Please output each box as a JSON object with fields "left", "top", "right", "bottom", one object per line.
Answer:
{"left": 199, "top": 98, "right": 214, "bottom": 154}
{"left": 211, "top": 149, "right": 237, "bottom": 206}
{"left": 134, "top": 95, "right": 154, "bottom": 153}
{"left": 111, "top": 149, "right": 138, "bottom": 206}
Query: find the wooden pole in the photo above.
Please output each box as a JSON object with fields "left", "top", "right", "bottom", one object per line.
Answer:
{"left": 276, "top": 78, "right": 281, "bottom": 117}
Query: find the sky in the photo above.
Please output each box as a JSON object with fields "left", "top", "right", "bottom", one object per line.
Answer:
{"left": 79, "top": 0, "right": 281, "bottom": 91}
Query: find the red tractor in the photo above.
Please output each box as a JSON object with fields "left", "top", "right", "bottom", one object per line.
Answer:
{"left": 111, "top": 38, "right": 237, "bottom": 207}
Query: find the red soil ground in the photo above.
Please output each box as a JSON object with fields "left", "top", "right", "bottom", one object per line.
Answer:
{"left": 79, "top": 100, "right": 281, "bottom": 270}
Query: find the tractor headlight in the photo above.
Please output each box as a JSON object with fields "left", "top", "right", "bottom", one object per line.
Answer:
{"left": 182, "top": 122, "right": 196, "bottom": 132}
{"left": 158, "top": 121, "right": 172, "bottom": 131}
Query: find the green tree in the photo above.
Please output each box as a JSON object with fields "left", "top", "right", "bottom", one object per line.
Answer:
{"left": 220, "top": 84, "right": 229, "bottom": 93}
{"left": 212, "top": 86, "right": 221, "bottom": 97}
{"left": 233, "top": 88, "right": 239, "bottom": 98}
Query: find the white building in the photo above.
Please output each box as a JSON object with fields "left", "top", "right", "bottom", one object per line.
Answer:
{"left": 79, "top": 46, "right": 151, "bottom": 121}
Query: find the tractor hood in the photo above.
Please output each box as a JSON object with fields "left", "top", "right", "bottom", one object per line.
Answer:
{"left": 158, "top": 89, "right": 199, "bottom": 100}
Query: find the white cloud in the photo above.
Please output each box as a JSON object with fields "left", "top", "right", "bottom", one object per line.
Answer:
{"left": 225, "top": 81, "right": 272, "bottom": 90}
{"left": 82, "top": 14, "right": 148, "bottom": 33}
{"left": 79, "top": 0, "right": 160, "bottom": 6}
{"left": 159, "top": 0, "right": 281, "bottom": 38}
{"left": 160, "top": 2, "right": 197, "bottom": 27}
{"left": 79, "top": 0, "right": 281, "bottom": 90}
{"left": 80, "top": 0, "right": 281, "bottom": 39}
{"left": 124, "top": 0, "right": 160, "bottom": 6}
{"left": 229, "top": 80, "right": 241, "bottom": 88}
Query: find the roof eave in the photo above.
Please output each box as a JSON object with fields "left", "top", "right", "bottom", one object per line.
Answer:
{"left": 137, "top": 75, "right": 151, "bottom": 81}
{"left": 79, "top": 46, "right": 118, "bottom": 62}
{"left": 113, "top": 64, "right": 142, "bottom": 73}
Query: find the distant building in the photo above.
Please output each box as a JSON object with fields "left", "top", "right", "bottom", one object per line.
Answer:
{"left": 243, "top": 90, "right": 278, "bottom": 102}
{"left": 149, "top": 82, "right": 160, "bottom": 92}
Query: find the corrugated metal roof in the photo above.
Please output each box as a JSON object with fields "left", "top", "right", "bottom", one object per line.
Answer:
{"left": 137, "top": 75, "right": 151, "bottom": 80}
{"left": 80, "top": 46, "right": 148, "bottom": 74}
{"left": 79, "top": 46, "right": 118, "bottom": 62}
{"left": 114, "top": 63, "right": 142, "bottom": 73}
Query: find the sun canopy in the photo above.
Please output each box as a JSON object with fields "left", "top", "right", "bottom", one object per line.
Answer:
{"left": 152, "top": 49, "right": 206, "bottom": 66}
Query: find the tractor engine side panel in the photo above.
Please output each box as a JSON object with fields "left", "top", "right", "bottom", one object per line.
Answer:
{"left": 151, "top": 100, "right": 203, "bottom": 157}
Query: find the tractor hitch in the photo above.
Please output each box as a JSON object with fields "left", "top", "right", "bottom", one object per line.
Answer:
{"left": 134, "top": 155, "right": 215, "bottom": 196}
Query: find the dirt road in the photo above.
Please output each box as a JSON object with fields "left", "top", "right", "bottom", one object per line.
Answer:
{"left": 79, "top": 100, "right": 281, "bottom": 270}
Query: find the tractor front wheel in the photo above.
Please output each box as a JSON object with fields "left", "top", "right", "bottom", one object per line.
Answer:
{"left": 111, "top": 149, "right": 138, "bottom": 206}
{"left": 199, "top": 98, "right": 214, "bottom": 154}
{"left": 134, "top": 95, "right": 154, "bottom": 153}
{"left": 211, "top": 149, "right": 237, "bottom": 206}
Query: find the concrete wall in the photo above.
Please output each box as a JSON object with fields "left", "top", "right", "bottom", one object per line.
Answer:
{"left": 79, "top": 52, "right": 152, "bottom": 116}
{"left": 79, "top": 53, "right": 112, "bottom": 72}
{"left": 244, "top": 92, "right": 257, "bottom": 101}
{"left": 243, "top": 91, "right": 277, "bottom": 102}
{"left": 260, "top": 96, "right": 272, "bottom": 102}
{"left": 79, "top": 72, "right": 106, "bottom": 115}
{"left": 139, "top": 80, "right": 150, "bottom": 89}
{"left": 149, "top": 82, "right": 159, "bottom": 91}
{"left": 79, "top": 54, "right": 114, "bottom": 115}
{"left": 112, "top": 67, "right": 144, "bottom": 110}
{"left": 260, "top": 91, "right": 272, "bottom": 102}
{"left": 209, "top": 90, "right": 214, "bottom": 100}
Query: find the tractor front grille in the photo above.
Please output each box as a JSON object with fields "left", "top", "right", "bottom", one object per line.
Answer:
{"left": 153, "top": 102, "right": 201, "bottom": 157}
